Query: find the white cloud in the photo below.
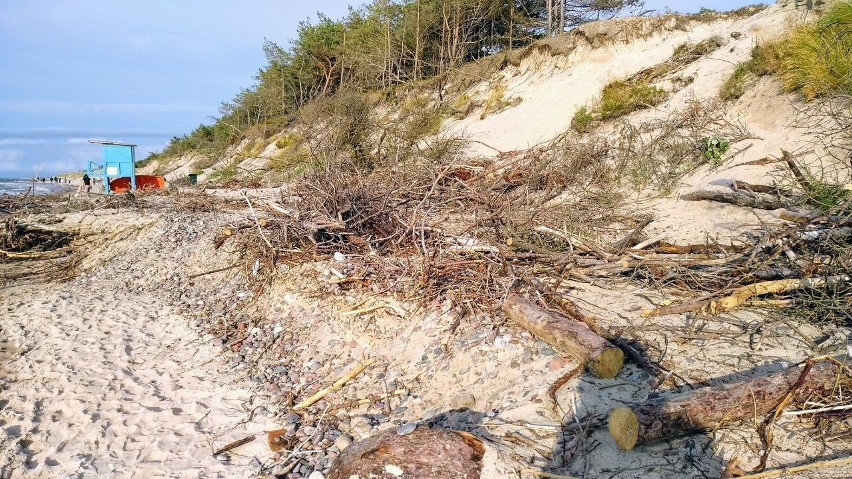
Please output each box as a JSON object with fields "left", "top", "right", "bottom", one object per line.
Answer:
{"left": 0, "top": 150, "right": 24, "bottom": 171}
{"left": 0, "top": 100, "right": 213, "bottom": 116}
{"left": 0, "top": 139, "right": 49, "bottom": 146}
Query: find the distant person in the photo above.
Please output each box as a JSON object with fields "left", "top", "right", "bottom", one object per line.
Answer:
{"left": 82, "top": 173, "right": 91, "bottom": 195}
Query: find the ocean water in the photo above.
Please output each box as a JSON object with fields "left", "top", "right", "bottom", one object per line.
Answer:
{"left": 0, "top": 177, "right": 76, "bottom": 196}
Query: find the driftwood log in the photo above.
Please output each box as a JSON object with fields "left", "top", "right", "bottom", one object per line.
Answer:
{"left": 608, "top": 360, "right": 850, "bottom": 451}
{"left": 502, "top": 294, "right": 624, "bottom": 378}
{"left": 327, "top": 426, "right": 484, "bottom": 479}
{"left": 681, "top": 190, "right": 786, "bottom": 210}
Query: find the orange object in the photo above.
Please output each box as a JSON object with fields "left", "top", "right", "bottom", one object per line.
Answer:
{"left": 109, "top": 175, "right": 165, "bottom": 193}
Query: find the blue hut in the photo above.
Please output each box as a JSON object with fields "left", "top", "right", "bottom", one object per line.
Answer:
{"left": 87, "top": 140, "right": 137, "bottom": 194}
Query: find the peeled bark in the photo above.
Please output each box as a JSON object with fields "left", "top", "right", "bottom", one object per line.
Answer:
{"left": 328, "top": 427, "right": 483, "bottom": 479}
{"left": 502, "top": 294, "right": 624, "bottom": 378}
{"left": 608, "top": 360, "right": 850, "bottom": 451}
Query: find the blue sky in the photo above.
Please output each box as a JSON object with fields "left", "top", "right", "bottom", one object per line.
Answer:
{"left": 0, "top": 1, "right": 770, "bottom": 178}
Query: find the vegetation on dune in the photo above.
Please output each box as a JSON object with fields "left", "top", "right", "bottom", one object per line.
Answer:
{"left": 719, "top": 43, "right": 780, "bottom": 101}
{"left": 776, "top": 1, "right": 852, "bottom": 99}
{"left": 571, "top": 78, "right": 667, "bottom": 132}
{"left": 571, "top": 35, "right": 731, "bottom": 133}
{"left": 722, "top": 1, "right": 852, "bottom": 102}
{"left": 135, "top": 0, "right": 778, "bottom": 184}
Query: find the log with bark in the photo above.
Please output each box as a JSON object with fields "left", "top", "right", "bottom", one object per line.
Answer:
{"left": 608, "top": 359, "right": 851, "bottom": 451}
{"left": 502, "top": 293, "right": 624, "bottom": 378}
{"left": 327, "top": 426, "right": 484, "bottom": 479}
{"left": 681, "top": 190, "right": 786, "bottom": 210}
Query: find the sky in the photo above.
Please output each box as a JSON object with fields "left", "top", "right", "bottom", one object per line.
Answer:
{"left": 0, "top": 0, "right": 770, "bottom": 178}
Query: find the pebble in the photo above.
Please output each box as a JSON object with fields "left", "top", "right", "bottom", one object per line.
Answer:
{"left": 350, "top": 415, "right": 373, "bottom": 438}
{"left": 396, "top": 422, "right": 417, "bottom": 436}
{"left": 308, "top": 472, "right": 325, "bottom": 479}
{"left": 333, "top": 433, "right": 353, "bottom": 451}
{"left": 450, "top": 393, "right": 476, "bottom": 410}
{"left": 547, "top": 357, "right": 571, "bottom": 371}
{"left": 384, "top": 464, "right": 404, "bottom": 476}
{"left": 215, "top": 453, "right": 230, "bottom": 463}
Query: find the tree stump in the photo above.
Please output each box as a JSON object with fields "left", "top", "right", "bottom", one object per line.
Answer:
{"left": 327, "top": 426, "right": 484, "bottom": 479}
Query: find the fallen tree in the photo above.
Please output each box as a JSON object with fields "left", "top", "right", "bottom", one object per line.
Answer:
{"left": 608, "top": 359, "right": 851, "bottom": 451}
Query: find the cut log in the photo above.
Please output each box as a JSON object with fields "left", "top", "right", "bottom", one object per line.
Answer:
{"left": 327, "top": 427, "right": 484, "bottom": 479}
{"left": 608, "top": 360, "right": 850, "bottom": 451}
{"left": 681, "top": 190, "right": 786, "bottom": 210}
{"left": 502, "top": 294, "right": 624, "bottom": 378}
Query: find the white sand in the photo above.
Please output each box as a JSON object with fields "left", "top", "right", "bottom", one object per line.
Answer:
{"left": 0, "top": 281, "right": 261, "bottom": 478}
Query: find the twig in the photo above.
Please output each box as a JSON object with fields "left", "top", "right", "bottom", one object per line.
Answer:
{"left": 734, "top": 456, "right": 852, "bottom": 479}
{"left": 340, "top": 303, "right": 387, "bottom": 317}
{"left": 293, "top": 359, "right": 375, "bottom": 411}
{"left": 782, "top": 403, "right": 852, "bottom": 416}
{"left": 241, "top": 191, "right": 273, "bottom": 249}
{"left": 188, "top": 262, "right": 241, "bottom": 279}
{"left": 212, "top": 436, "right": 256, "bottom": 456}
{"left": 632, "top": 234, "right": 667, "bottom": 251}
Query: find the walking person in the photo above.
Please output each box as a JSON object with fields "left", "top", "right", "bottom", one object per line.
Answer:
{"left": 82, "top": 173, "right": 91, "bottom": 196}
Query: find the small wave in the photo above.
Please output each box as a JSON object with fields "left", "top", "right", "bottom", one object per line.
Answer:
{"left": 0, "top": 178, "right": 76, "bottom": 196}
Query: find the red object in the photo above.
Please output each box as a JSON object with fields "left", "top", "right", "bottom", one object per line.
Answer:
{"left": 109, "top": 175, "right": 166, "bottom": 193}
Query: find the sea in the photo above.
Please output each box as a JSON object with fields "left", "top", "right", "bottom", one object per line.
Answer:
{"left": 0, "top": 177, "right": 76, "bottom": 196}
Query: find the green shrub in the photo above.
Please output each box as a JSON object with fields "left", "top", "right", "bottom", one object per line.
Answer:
{"left": 598, "top": 80, "right": 667, "bottom": 120}
{"left": 275, "top": 133, "right": 301, "bottom": 150}
{"left": 451, "top": 94, "right": 475, "bottom": 119}
{"left": 571, "top": 106, "right": 595, "bottom": 132}
{"left": 776, "top": 2, "right": 852, "bottom": 99}
{"left": 700, "top": 136, "right": 730, "bottom": 164}
{"left": 806, "top": 181, "right": 851, "bottom": 212}
{"left": 404, "top": 108, "right": 443, "bottom": 143}
{"left": 208, "top": 160, "right": 239, "bottom": 184}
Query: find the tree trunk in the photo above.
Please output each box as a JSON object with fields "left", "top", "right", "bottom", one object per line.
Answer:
{"left": 608, "top": 360, "right": 851, "bottom": 451}
{"left": 502, "top": 294, "right": 624, "bottom": 378}
{"left": 546, "top": 0, "right": 553, "bottom": 36}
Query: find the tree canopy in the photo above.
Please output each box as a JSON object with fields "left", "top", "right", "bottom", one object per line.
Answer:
{"left": 158, "top": 0, "right": 644, "bottom": 159}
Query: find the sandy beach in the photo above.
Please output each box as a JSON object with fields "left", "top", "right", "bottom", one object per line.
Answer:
{"left": 0, "top": 208, "right": 275, "bottom": 478}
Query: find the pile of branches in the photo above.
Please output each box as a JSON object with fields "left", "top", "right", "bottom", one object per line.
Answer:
{"left": 222, "top": 131, "right": 641, "bottom": 306}
{"left": 1, "top": 217, "right": 72, "bottom": 255}
{"left": 220, "top": 101, "right": 850, "bottom": 327}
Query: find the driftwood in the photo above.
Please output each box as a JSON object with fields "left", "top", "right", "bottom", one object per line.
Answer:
{"left": 607, "top": 360, "right": 850, "bottom": 451}
{"left": 502, "top": 294, "right": 624, "bottom": 378}
{"left": 781, "top": 149, "right": 812, "bottom": 192}
{"left": 642, "top": 275, "right": 851, "bottom": 317}
{"left": 293, "top": 359, "right": 375, "bottom": 411}
{"left": 779, "top": 209, "right": 852, "bottom": 226}
{"left": 733, "top": 456, "right": 852, "bottom": 479}
{"left": 714, "top": 275, "right": 851, "bottom": 312}
{"left": 327, "top": 427, "right": 484, "bottom": 479}
{"left": 681, "top": 190, "right": 786, "bottom": 210}
{"left": 524, "top": 277, "right": 664, "bottom": 380}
